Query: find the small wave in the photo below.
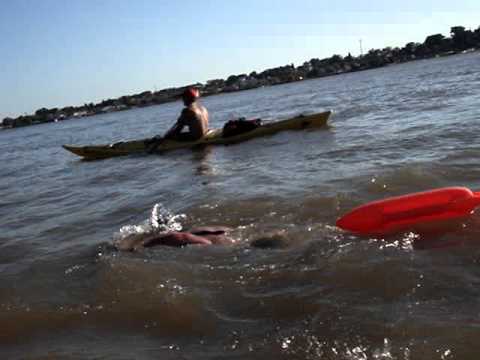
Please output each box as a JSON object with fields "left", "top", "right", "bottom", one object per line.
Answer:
{"left": 348, "top": 166, "right": 445, "bottom": 199}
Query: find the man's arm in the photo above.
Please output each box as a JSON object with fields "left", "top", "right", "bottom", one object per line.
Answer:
{"left": 146, "top": 111, "right": 190, "bottom": 152}
{"left": 165, "top": 108, "right": 196, "bottom": 138}
{"left": 164, "top": 119, "right": 184, "bottom": 138}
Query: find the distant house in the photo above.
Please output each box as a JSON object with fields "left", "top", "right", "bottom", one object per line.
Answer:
{"left": 101, "top": 106, "right": 115, "bottom": 113}
{"left": 204, "top": 79, "right": 225, "bottom": 94}
{"left": 237, "top": 76, "right": 259, "bottom": 89}
{"left": 73, "top": 111, "right": 88, "bottom": 118}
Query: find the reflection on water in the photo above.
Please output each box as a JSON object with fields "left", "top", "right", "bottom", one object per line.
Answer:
{"left": 192, "top": 146, "right": 215, "bottom": 177}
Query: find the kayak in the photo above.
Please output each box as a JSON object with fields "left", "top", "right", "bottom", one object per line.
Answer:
{"left": 63, "top": 111, "right": 331, "bottom": 160}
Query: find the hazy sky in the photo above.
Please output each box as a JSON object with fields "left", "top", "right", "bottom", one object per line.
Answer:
{"left": 1, "top": 0, "right": 479, "bottom": 119}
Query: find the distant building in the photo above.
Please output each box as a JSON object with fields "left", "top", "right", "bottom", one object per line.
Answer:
{"left": 73, "top": 111, "right": 88, "bottom": 118}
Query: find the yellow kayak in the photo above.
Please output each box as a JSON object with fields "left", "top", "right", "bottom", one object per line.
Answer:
{"left": 63, "top": 111, "right": 331, "bottom": 160}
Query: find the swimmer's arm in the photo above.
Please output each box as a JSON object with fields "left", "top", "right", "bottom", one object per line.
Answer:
{"left": 143, "top": 232, "right": 212, "bottom": 247}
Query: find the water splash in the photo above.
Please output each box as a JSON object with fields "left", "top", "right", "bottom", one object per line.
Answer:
{"left": 375, "top": 232, "right": 416, "bottom": 251}
{"left": 113, "top": 204, "right": 186, "bottom": 245}
{"left": 150, "top": 203, "right": 186, "bottom": 232}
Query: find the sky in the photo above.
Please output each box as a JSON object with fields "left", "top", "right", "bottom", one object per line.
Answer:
{"left": 1, "top": 0, "right": 479, "bottom": 119}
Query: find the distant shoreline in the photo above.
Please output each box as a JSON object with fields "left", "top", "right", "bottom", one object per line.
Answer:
{"left": 2, "top": 25, "right": 479, "bottom": 130}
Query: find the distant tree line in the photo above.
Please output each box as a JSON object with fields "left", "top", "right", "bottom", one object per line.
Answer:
{"left": 2, "top": 25, "right": 479, "bottom": 129}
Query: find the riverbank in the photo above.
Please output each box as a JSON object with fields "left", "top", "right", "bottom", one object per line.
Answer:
{"left": 2, "top": 25, "right": 479, "bottom": 129}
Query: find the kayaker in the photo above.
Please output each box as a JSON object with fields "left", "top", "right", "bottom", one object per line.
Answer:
{"left": 167, "top": 87, "right": 209, "bottom": 140}
{"left": 147, "top": 87, "right": 209, "bottom": 152}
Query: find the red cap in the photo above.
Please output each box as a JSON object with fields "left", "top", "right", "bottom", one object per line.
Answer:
{"left": 182, "top": 87, "right": 200, "bottom": 102}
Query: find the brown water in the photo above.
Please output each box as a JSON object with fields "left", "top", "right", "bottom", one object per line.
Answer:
{"left": 2, "top": 52, "right": 480, "bottom": 359}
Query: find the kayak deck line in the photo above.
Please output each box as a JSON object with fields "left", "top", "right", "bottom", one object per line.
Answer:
{"left": 63, "top": 111, "right": 332, "bottom": 160}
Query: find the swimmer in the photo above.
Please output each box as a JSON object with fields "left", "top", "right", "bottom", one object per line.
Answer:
{"left": 115, "top": 227, "right": 290, "bottom": 251}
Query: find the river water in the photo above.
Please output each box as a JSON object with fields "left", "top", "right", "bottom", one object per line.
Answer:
{"left": 2, "top": 52, "right": 480, "bottom": 359}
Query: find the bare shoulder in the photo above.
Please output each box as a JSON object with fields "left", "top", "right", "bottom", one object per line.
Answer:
{"left": 178, "top": 107, "right": 196, "bottom": 124}
{"left": 199, "top": 104, "right": 208, "bottom": 114}
{"left": 190, "top": 226, "right": 232, "bottom": 235}
{"left": 196, "top": 104, "right": 209, "bottom": 121}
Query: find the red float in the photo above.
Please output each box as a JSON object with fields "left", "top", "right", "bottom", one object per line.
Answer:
{"left": 336, "top": 187, "right": 480, "bottom": 236}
